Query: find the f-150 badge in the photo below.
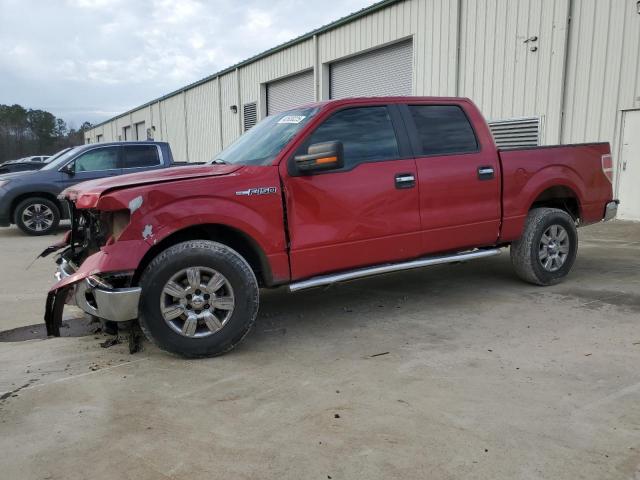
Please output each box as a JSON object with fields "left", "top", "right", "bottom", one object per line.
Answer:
{"left": 235, "top": 187, "right": 278, "bottom": 196}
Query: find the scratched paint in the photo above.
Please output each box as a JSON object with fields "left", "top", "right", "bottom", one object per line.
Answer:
{"left": 142, "top": 224, "right": 153, "bottom": 240}
{"left": 128, "top": 196, "right": 143, "bottom": 214}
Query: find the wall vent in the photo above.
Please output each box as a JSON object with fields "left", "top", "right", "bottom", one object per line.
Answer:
{"left": 487, "top": 117, "right": 541, "bottom": 149}
{"left": 243, "top": 103, "right": 258, "bottom": 132}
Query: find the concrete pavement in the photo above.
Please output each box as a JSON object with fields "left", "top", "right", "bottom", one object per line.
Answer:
{"left": 0, "top": 221, "right": 639, "bottom": 479}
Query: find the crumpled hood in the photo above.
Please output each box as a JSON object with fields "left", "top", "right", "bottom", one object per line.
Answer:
{"left": 63, "top": 163, "right": 243, "bottom": 208}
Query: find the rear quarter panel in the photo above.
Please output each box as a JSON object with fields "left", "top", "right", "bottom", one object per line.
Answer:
{"left": 499, "top": 143, "right": 612, "bottom": 242}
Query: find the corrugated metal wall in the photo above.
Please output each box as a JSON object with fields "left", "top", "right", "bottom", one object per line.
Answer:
{"left": 186, "top": 81, "right": 221, "bottom": 163}
{"left": 160, "top": 93, "right": 188, "bottom": 162}
{"left": 219, "top": 72, "right": 240, "bottom": 150}
{"left": 562, "top": 0, "right": 640, "bottom": 192}
{"left": 458, "top": 0, "right": 570, "bottom": 144}
{"left": 86, "top": 0, "right": 640, "bottom": 189}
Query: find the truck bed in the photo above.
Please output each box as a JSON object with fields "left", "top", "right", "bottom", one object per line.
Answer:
{"left": 498, "top": 142, "right": 612, "bottom": 242}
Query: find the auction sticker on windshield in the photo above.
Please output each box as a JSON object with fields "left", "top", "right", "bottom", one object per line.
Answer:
{"left": 278, "top": 115, "right": 305, "bottom": 124}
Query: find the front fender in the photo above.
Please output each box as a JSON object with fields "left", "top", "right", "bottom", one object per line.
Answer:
{"left": 126, "top": 196, "right": 286, "bottom": 257}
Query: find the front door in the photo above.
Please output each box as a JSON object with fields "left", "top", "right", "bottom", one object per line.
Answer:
{"left": 617, "top": 110, "right": 640, "bottom": 221}
{"left": 401, "top": 103, "right": 501, "bottom": 254}
{"left": 282, "top": 105, "right": 422, "bottom": 280}
{"left": 58, "top": 145, "right": 122, "bottom": 191}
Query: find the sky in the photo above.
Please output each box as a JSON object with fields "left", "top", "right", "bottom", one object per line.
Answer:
{"left": 0, "top": 0, "right": 374, "bottom": 128}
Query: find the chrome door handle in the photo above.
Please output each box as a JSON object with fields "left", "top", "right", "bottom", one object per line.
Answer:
{"left": 395, "top": 173, "right": 415, "bottom": 189}
{"left": 477, "top": 166, "right": 495, "bottom": 180}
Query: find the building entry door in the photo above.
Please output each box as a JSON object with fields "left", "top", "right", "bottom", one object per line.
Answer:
{"left": 617, "top": 110, "right": 640, "bottom": 221}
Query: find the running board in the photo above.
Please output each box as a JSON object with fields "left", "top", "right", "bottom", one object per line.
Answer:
{"left": 288, "top": 248, "right": 501, "bottom": 292}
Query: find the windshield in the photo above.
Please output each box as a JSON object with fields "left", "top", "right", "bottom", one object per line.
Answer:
{"left": 209, "top": 107, "right": 319, "bottom": 166}
{"left": 41, "top": 146, "right": 83, "bottom": 171}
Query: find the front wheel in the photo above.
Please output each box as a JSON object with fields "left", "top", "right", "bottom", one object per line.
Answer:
{"left": 510, "top": 207, "right": 578, "bottom": 286}
{"left": 138, "top": 240, "right": 259, "bottom": 357}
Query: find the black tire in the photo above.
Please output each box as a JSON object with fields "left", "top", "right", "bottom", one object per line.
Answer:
{"left": 138, "top": 240, "right": 259, "bottom": 357}
{"left": 14, "top": 197, "right": 60, "bottom": 235}
{"left": 510, "top": 207, "right": 578, "bottom": 286}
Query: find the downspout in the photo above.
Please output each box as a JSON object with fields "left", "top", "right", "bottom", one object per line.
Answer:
{"left": 455, "top": 0, "right": 462, "bottom": 96}
{"left": 183, "top": 91, "right": 190, "bottom": 162}
{"left": 217, "top": 76, "right": 224, "bottom": 150}
{"left": 236, "top": 68, "right": 242, "bottom": 135}
{"left": 158, "top": 100, "right": 164, "bottom": 141}
{"left": 558, "top": 0, "right": 574, "bottom": 144}
{"left": 313, "top": 34, "right": 320, "bottom": 101}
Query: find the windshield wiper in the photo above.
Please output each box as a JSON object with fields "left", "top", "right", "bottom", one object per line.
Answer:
{"left": 211, "top": 158, "right": 228, "bottom": 165}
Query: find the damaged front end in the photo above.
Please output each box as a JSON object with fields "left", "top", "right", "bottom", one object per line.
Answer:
{"left": 44, "top": 200, "right": 141, "bottom": 336}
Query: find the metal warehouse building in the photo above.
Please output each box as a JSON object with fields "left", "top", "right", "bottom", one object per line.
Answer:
{"left": 86, "top": 0, "right": 640, "bottom": 220}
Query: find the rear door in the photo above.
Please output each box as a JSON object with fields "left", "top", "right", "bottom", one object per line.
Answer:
{"left": 121, "top": 144, "right": 164, "bottom": 174}
{"left": 282, "top": 104, "right": 422, "bottom": 280}
{"left": 401, "top": 103, "right": 501, "bottom": 254}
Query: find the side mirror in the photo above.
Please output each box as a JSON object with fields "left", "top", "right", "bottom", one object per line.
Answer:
{"left": 294, "top": 141, "right": 344, "bottom": 173}
{"left": 60, "top": 162, "right": 75, "bottom": 176}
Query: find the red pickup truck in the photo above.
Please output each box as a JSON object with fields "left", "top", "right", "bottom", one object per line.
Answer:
{"left": 44, "top": 97, "right": 618, "bottom": 357}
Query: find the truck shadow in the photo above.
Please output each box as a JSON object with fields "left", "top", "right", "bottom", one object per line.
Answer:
{"left": 249, "top": 256, "right": 518, "bottom": 344}
{"left": 0, "top": 313, "right": 95, "bottom": 342}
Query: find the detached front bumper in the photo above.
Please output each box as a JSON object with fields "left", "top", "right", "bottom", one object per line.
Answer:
{"left": 604, "top": 200, "right": 619, "bottom": 221}
{"left": 56, "top": 258, "right": 141, "bottom": 322}
{"left": 45, "top": 255, "right": 141, "bottom": 337}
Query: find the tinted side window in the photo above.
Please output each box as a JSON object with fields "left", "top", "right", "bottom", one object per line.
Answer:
{"left": 123, "top": 145, "right": 160, "bottom": 168}
{"left": 306, "top": 107, "right": 399, "bottom": 168}
{"left": 409, "top": 105, "right": 478, "bottom": 155}
{"left": 74, "top": 148, "right": 119, "bottom": 172}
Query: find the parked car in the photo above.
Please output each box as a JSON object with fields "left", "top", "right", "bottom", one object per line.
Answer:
{"left": 23, "top": 155, "right": 50, "bottom": 163}
{"left": 0, "top": 149, "right": 71, "bottom": 174}
{"left": 45, "top": 96, "right": 617, "bottom": 357}
{"left": 2, "top": 155, "right": 51, "bottom": 164}
{"left": 0, "top": 142, "right": 190, "bottom": 235}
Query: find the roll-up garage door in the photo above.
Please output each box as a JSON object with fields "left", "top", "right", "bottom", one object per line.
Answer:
{"left": 266, "top": 70, "right": 315, "bottom": 115}
{"left": 330, "top": 40, "right": 413, "bottom": 99}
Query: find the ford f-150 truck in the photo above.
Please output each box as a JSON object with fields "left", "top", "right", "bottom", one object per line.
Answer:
{"left": 0, "top": 141, "right": 190, "bottom": 235}
{"left": 44, "top": 97, "right": 618, "bottom": 357}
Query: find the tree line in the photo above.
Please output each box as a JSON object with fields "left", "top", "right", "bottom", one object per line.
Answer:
{"left": 0, "top": 104, "right": 93, "bottom": 163}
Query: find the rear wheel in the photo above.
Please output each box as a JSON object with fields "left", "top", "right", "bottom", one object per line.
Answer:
{"left": 510, "top": 207, "right": 578, "bottom": 286}
{"left": 15, "top": 197, "right": 60, "bottom": 235}
{"left": 138, "top": 240, "right": 259, "bottom": 357}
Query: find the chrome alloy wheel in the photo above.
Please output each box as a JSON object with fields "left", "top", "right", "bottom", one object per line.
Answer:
{"left": 539, "top": 224, "right": 570, "bottom": 272}
{"left": 22, "top": 203, "right": 54, "bottom": 232}
{"left": 160, "top": 267, "right": 235, "bottom": 338}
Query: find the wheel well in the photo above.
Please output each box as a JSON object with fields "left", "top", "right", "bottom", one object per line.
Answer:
{"left": 10, "top": 192, "right": 65, "bottom": 222}
{"left": 132, "top": 224, "right": 273, "bottom": 287}
{"left": 530, "top": 186, "right": 581, "bottom": 221}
